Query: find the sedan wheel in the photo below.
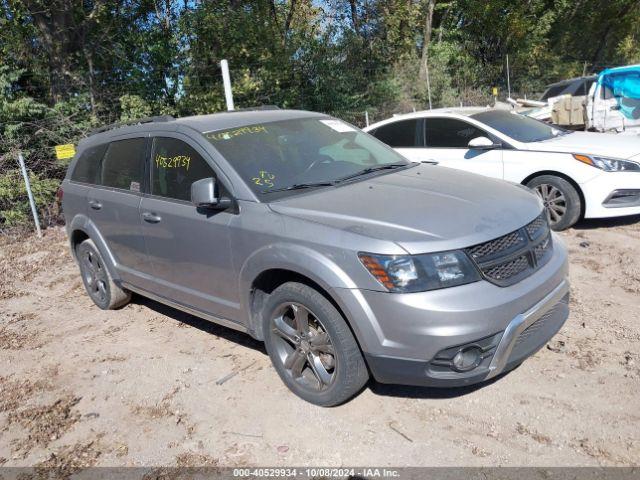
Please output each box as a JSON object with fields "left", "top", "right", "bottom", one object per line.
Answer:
{"left": 534, "top": 183, "right": 567, "bottom": 225}
{"left": 526, "top": 175, "right": 582, "bottom": 231}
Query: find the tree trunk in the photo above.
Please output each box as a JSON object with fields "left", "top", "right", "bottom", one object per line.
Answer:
{"left": 418, "top": 0, "right": 436, "bottom": 82}
{"left": 349, "top": 0, "right": 359, "bottom": 35}
{"left": 283, "top": 0, "right": 297, "bottom": 46}
{"left": 24, "top": 0, "right": 76, "bottom": 103}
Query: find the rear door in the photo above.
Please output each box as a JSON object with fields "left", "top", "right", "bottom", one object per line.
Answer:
{"left": 63, "top": 143, "right": 108, "bottom": 227}
{"left": 139, "top": 134, "right": 239, "bottom": 320}
{"left": 369, "top": 118, "right": 425, "bottom": 161}
{"left": 422, "top": 117, "right": 504, "bottom": 179}
{"left": 85, "top": 135, "right": 154, "bottom": 287}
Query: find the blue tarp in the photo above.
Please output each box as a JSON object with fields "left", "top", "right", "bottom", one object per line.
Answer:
{"left": 598, "top": 65, "right": 640, "bottom": 119}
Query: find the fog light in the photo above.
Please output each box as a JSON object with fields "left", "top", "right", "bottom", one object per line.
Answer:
{"left": 452, "top": 346, "right": 483, "bottom": 372}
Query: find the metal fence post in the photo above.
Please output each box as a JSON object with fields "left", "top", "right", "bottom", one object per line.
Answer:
{"left": 17, "top": 152, "right": 42, "bottom": 238}
{"left": 365, "top": 110, "right": 369, "bottom": 127}
{"left": 221, "top": 59, "right": 235, "bottom": 111}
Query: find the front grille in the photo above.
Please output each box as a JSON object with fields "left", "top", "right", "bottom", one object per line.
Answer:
{"left": 467, "top": 231, "right": 526, "bottom": 263}
{"left": 484, "top": 255, "right": 530, "bottom": 281}
{"left": 466, "top": 213, "right": 552, "bottom": 287}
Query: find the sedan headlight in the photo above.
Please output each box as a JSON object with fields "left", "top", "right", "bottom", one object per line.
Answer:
{"left": 573, "top": 154, "right": 640, "bottom": 172}
{"left": 358, "top": 251, "right": 481, "bottom": 293}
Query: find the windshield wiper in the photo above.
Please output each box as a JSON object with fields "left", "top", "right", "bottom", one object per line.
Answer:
{"left": 262, "top": 163, "right": 410, "bottom": 194}
{"left": 263, "top": 181, "right": 336, "bottom": 194}
{"left": 333, "top": 162, "right": 409, "bottom": 184}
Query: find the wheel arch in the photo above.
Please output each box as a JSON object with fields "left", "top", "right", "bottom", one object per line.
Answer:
{"left": 240, "top": 245, "right": 365, "bottom": 345}
{"left": 521, "top": 170, "right": 586, "bottom": 218}
{"left": 67, "top": 215, "right": 121, "bottom": 281}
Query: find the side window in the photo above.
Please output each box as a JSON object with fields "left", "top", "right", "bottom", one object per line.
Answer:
{"left": 71, "top": 144, "right": 107, "bottom": 184}
{"left": 99, "top": 138, "right": 146, "bottom": 192}
{"left": 425, "top": 118, "right": 488, "bottom": 148}
{"left": 372, "top": 119, "right": 423, "bottom": 147}
{"left": 151, "top": 137, "right": 214, "bottom": 201}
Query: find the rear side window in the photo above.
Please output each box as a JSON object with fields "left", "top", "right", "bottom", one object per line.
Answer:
{"left": 70, "top": 144, "right": 107, "bottom": 184}
{"left": 372, "top": 119, "right": 423, "bottom": 147}
{"left": 99, "top": 138, "right": 146, "bottom": 192}
{"left": 151, "top": 137, "right": 214, "bottom": 201}
{"left": 425, "top": 118, "right": 487, "bottom": 148}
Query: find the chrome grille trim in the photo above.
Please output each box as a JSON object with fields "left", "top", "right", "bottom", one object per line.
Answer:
{"left": 465, "top": 213, "right": 553, "bottom": 287}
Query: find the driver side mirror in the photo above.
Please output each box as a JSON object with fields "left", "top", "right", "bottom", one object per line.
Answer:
{"left": 191, "top": 177, "right": 232, "bottom": 210}
{"left": 468, "top": 136, "right": 501, "bottom": 150}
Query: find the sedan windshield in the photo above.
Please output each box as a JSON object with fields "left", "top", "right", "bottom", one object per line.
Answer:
{"left": 204, "top": 117, "right": 411, "bottom": 198}
{"left": 470, "top": 110, "right": 569, "bottom": 143}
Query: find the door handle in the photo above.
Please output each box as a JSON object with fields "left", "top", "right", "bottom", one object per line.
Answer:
{"left": 88, "top": 200, "right": 102, "bottom": 210}
{"left": 142, "top": 212, "right": 162, "bottom": 223}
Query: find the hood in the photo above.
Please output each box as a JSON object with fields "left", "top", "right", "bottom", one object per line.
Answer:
{"left": 523, "top": 131, "right": 640, "bottom": 159}
{"left": 268, "top": 165, "right": 543, "bottom": 254}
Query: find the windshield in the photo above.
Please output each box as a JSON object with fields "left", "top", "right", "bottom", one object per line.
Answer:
{"left": 470, "top": 110, "right": 568, "bottom": 143}
{"left": 204, "top": 117, "right": 411, "bottom": 198}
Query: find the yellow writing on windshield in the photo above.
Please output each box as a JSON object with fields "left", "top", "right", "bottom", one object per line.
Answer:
{"left": 207, "top": 125, "right": 267, "bottom": 141}
{"left": 252, "top": 170, "right": 275, "bottom": 188}
{"left": 156, "top": 154, "right": 191, "bottom": 170}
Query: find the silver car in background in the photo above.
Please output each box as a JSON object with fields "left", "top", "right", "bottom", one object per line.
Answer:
{"left": 61, "top": 109, "right": 570, "bottom": 406}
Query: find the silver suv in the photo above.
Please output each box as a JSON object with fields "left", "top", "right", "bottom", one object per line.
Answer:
{"left": 62, "top": 109, "right": 570, "bottom": 406}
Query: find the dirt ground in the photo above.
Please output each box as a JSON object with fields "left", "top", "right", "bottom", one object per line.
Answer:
{"left": 1, "top": 217, "right": 639, "bottom": 469}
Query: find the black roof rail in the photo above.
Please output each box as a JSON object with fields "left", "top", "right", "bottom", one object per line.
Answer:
{"left": 228, "top": 105, "right": 281, "bottom": 112}
{"left": 89, "top": 115, "right": 175, "bottom": 136}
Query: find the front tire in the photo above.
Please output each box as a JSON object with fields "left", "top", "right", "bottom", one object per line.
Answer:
{"left": 76, "top": 239, "right": 131, "bottom": 310}
{"left": 262, "top": 282, "right": 369, "bottom": 406}
{"left": 526, "top": 175, "right": 581, "bottom": 230}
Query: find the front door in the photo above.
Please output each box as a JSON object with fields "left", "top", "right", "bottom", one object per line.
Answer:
{"left": 420, "top": 117, "right": 504, "bottom": 179}
{"left": 139, "top": 135, "right": 240, "bottom": 321}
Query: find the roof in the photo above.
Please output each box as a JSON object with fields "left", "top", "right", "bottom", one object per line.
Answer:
{"left": 394, "top": 107, "right": 490, "bottom": 118}
{"left": 364, "top": 107, "right": 492, "bottom": 130}
{"left": 79, "top": 109, "right": 327, "bottom": 147}
{"left": 175, "top": 109, "right": 326, "bottom": 132}
{"left": 599, "top": 64, "right": 640, "bottom": 77}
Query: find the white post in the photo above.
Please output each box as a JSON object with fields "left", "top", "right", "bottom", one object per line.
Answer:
{"left": 506, "top": 54, "right": 511, "bottom": 99}
{"left": 17, "top": 152, "right": 42, "bottom": 238}
{"left": 365, "top": 110, "right": 369, "bottom": 127}
{"left": 426, "top": 62, "right": 433, "bottom": 110}
{"left": 221, "top": 59, "right": 234, "bottom": 111}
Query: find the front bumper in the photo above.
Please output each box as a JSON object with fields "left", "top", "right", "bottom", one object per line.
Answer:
{"left": 364, "top": 279, "right": 569, "bottom": 387}
{"left": 581, "top": 171, "right": 640, "bottom": 218}
{"left": 333, "top": 234, "right": 570, "bottom": 387}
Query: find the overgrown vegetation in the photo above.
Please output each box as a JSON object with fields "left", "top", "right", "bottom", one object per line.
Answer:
{"left": 1, "top": 0, "right": 640, "bottom": 231}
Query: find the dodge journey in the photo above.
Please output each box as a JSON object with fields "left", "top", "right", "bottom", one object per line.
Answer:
{"left": 62, "top": 109, "right": 570, "bottom": 406}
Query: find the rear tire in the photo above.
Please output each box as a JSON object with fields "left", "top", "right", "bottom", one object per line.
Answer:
{"left": 262, "top": 282, "right": 369, "bottom": 406}
{"left": 526, "top": 175, "right": 581, "bottom": 231}
{"left": 76, "top": 239, "right": 131, "bottom": 310}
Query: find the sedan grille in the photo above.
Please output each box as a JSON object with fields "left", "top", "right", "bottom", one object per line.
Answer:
{"left": 466, "top": 213, "right": 553, "bottom": 287}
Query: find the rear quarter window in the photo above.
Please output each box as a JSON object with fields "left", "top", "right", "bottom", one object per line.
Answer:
{"left": 99, "top": 138, "right": 147, "bottom": 192}
{"left": 70, "top": 144, "right": 107, "bottom": 184}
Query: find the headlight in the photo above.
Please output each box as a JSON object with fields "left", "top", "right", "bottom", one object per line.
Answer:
{"left": 573, "top": 154, "right": 640, "bottom": 172}
{"left": 358, "top": 250, "right": 481, "bottom": 293}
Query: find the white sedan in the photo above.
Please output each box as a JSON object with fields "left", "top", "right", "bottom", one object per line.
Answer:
{"left": 364, "top": 108, "right": 640, "bottom": 230}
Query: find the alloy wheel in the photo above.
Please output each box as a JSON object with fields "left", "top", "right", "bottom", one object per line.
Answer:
{"left": 534, "top": 183, "right": 567, "bottom": 225}
{"left": 270, "top": 302, "right": 336, "bottom": 392}
{"left": 81, "top": 248, "right": 108, "bottom": 304}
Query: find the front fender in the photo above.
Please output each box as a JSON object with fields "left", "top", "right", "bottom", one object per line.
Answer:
{"left": 239, "top": 243, "right": 363, "bottom": 338}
